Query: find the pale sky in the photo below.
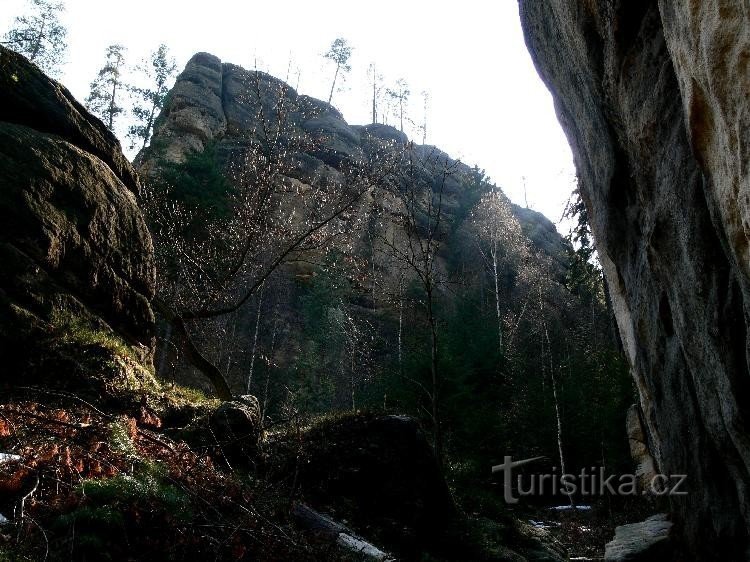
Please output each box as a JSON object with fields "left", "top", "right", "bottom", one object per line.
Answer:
{"left": 0, "top": 0, "right": 576, "bottom": 229}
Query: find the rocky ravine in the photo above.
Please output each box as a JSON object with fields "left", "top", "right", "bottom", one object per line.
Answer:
{"left": 519, "top": 2, "right": 750, "bottom": 560}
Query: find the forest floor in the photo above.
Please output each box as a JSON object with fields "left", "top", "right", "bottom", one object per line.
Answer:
{"left": 506, "top": 498, "right": 661, "bottom": 560}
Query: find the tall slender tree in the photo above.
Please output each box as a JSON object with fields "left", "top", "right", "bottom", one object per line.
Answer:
{"left": 323, "top": 37, "right": 352, "bottom": 104}
{"left": 2, "top": 0, "right": 67, "bottom": 77}
{"left": 472, "top": 189, "right": 526, "bottom": 355}
{"left": 386, "top": 79, "right": 410, "bottom": 134}
{"left": 86, "top": 44, "right": 128, "bottom": 132}
{"left": 367, "top": 63, "right": 384, "bottom": 123}
{"left": 375, "top": 146, "right": 459, "bottom": 466}
{"left": 128, "top": 44, "right": 178, "bottom": 150}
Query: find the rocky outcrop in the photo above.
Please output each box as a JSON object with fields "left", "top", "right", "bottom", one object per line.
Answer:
{"left": 605, "top": 514, "right": 672, "bottom": 562}
{"left": 0, "top": 46, "right": 155, "bottom": 369}
{"left": 519, "top": 2, "right": 750, "bottom": 559}
{"left": 139, "top": 52, "right": 574, "bottom": 397}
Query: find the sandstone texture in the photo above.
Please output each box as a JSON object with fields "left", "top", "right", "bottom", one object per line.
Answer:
{"left": 519, "top": 2, "right": 750, "bottom": 559}
{"left": 0, "top": 46, "right": 156, "bottom": 369}
{"left": 605, "top": 514, "right": 672, "bottom": 562}
{"left": 625, "top": 404, "right": 658, "bottom": 493}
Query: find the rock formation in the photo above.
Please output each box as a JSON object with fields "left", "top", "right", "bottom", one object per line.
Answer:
{"left": 138, "top": 52, "right": 576, "bottom": 397}
{"left": 0, "top": 45, "right": 155, "bottom": 370}
{"left": 519, "top": 2, "right": 750, "bottom": 559}
{"left": 605, "top": 514, "right": 672, "bottom": 562}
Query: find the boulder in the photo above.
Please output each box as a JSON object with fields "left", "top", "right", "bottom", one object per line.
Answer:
{"left": 605, "top": 514, "right": 672, "bottom": 562}
{"left": 276, "top": 414, "right": 457, "bottom": 559}
{"left": 519, "top": 2, "right": 750, "bottom": 558}
{"left": 209, "top": 394, "right": 261, "bottom": 458}
{"left": 0, "top": 46, "right": 155, "bottom": 371}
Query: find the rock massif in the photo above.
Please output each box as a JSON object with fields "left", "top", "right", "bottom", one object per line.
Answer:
{"left": 0, "top": 46, "right": 155, "bottom": 368}
{"left": 519, "top": 2, "right": 750, "bottom": 559}
{"left": 138, "top": 52, "right": 563, "bottom": 255}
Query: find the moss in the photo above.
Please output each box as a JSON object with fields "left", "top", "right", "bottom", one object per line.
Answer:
{"left": 79, "top": 462, "right": 190, "bottom": 516}
{"left": 108, "top": 419, "right": 139, "bottom": 459}
{"left": 50, "top": 309, "right": 136, "bottom": 362}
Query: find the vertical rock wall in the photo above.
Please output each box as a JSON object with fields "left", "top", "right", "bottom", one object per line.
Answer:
{"left": 519, "top": 2, "right": 750, "bottom": 559}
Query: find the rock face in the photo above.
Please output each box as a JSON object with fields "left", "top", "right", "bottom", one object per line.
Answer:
{"left": 139, "top": 52, "right": 574, "bottom": 396}
{"left": 625, "top": 404, "right": 658, "bottom": 493}
{"left": 605, "top": 514, "right": 672, "bottom": 562}
{"left": 519, "top": 2, "right": 750, "bottom": 559}
{"left": 0, "top": 46, "right": 155, "bottom": 368}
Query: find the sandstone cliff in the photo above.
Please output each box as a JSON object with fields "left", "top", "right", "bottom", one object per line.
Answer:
{"left": 137, "top": 52, "right": 577, "bottom": 400}
{"left": 519, "top": 2, "right": 750, "bottom": 559}
{"left": 0, "top": 45, "right": 156, "bottom": 370}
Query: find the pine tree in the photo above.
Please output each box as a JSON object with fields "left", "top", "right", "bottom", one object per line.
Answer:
{"left": 323, "top": 37, "right": 352, "bottom": 104}
{"left": 2, "top": 0, "right": 67, "bottom": 77}
{"left": 86, "top": 44, "right": 128, "bottom": 132}
{"left": 128, "top": 44, "right": 177, "bottom": 150}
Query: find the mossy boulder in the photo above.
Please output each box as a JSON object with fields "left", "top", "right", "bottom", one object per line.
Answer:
{"left": 0, "top": 45, "right": 155, "bottom": 377}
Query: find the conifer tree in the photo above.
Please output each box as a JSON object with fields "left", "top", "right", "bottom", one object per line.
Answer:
{"left": 128, "top": 44, "right": 177, "bottom": 150}
{"left": 2, "top": 0, "right": 67, "bottom": 77}
{"left": 86, "top": 44, "right": 128, "bottom": 132}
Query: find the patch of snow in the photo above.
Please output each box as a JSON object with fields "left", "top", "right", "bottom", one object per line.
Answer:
{"left": 549, "top": 504, "right": 592, "bottom": 511}
{"left": 528, "top": 519, "right": 560, "bottom": 529}
{"left": 337, "top": 533, "right": 394, "bottom": 561}
{"left": 0, "top": 513, "right": 10, "bottom": 526}
{"left": 0, "top": 453, "right": 22, "bottom": 465}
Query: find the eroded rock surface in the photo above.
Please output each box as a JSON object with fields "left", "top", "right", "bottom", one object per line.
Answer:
{"left": 0, "top": 46, "right": 155, "bottom": 369}
{"left": 605, "top": 514, "right": 672, "bottom": 562}
{"left": 519, "top": 2, "right": 750, "bottom": 559}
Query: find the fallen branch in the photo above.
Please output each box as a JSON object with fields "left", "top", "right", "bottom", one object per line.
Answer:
{"left": 292, "top": 503, "right": 394, "bottom": 561}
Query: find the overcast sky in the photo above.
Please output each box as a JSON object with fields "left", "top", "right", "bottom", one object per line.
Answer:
{"left": 0, "top": 0, "right": 576, "bottom": 229}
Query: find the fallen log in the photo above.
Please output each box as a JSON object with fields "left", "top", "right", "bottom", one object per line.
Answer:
{"left": 292, "top": 503, "right": 395, "bottom": 561}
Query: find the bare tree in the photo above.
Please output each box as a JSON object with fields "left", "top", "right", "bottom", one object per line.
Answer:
{"left": 367, "top": 63, "right": 384, "bottom": 123}
{"left": 471, "top": 189, "right": 526, "bottom": 355}
{"left": 419, "top": 91, "right": 430, "bottom": 144}
{"left": 142, "top": 71, "right": 391, "bottom": 399}
{"left": 386, "top": 79, "right": 410, "bottom": 134}
{"left": 374, "top": 145, "right": 460, "bottom": 465}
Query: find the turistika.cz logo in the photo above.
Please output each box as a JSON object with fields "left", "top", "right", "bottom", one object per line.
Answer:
{"left": 491, "top": 456, "right": 687, "bottom": 504}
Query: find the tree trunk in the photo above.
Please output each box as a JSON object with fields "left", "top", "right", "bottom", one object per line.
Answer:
{"left": 491, "top": 242, "right": 503, "bottom": 354}
{"left": 29, "top": 20, "right": 45, "bottom": 62}
{"left": 246, "top": 283, "right": 265, "bottom": 394}
{"left": 397, "top": 276, "right": 403, "bottom": 374}
{"left": 328, "top": 63, "right": 340, "bottom": 104}
{"left": 427, "top": 285, "right": 442, "bottom": 468}
{"left": 544, "top": 319, "right": 573, "bottom": 507}
{"left": 108, "top": 76, "right": 118, "bottom": 131}
{"left": 153, "top": 297, "right": 233, "bottom": 401}
{"left": 157, "top": 322, "right": 172, "bottom": 379}
{"left": 261, "top": 317, "right": 278, "bottom": 426}
{"left": 142, "top": 101, "right": 158, "bottom": 150}
{"left": 399, "top": 98, "right": 404, "bottom": 133}
{"left": 372, "top": 66, "right": 377, "bottom": 123}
